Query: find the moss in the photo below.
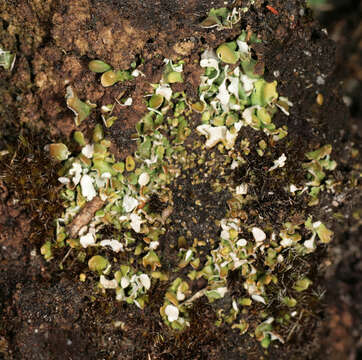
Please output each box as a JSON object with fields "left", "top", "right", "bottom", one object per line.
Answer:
{"left": 0, "top": 128, "right": 63, "bottom": 246}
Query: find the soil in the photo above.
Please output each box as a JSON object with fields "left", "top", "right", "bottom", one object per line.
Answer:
{"left": 0, "top": 1, "right": 361, "bottom": 359}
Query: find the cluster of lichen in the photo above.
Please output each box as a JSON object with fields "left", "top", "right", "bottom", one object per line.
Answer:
{"left": 44, "top": 25, "right": 336, "bottom": 349}
{"left": 199, "top": 2, "right": 257, "bottom": 30}
{"left": 0, "top": 47, "right": 16, "bottom": 71}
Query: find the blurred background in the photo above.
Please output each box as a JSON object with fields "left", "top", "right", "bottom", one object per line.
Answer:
{"left": 310, "top": 1, "right": 362, "bottom": 358}
{"left": 308, "top": 0, "right": 361, "bottom": 121}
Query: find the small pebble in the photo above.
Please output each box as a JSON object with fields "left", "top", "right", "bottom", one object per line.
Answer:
{"left": 316, "top": 93, "right": 324, "bottom": 106}
{"left": 316, "top": 75, "right": 325, "bottom": 85}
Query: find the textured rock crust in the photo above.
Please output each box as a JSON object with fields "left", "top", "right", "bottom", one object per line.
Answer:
{"left": 0, "top": 1, "right": 360, "bottom": 359}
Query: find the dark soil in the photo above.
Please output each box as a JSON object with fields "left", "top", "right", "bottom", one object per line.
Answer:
{"left": 0, "top": 1, "right": 361, "bottom": 359}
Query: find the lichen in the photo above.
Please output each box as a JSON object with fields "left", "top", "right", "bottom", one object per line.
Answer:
{"left": 45, "top": 27, "right": 337, "bottom": 349}
{"left": 0, "top": 47, "right": 16, "bottom": 71}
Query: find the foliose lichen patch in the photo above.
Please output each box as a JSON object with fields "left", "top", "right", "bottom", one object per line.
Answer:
{"left": 44, "top": 18, "right": 337, "bottom": 348}
{"left": 0, "top": 47, "right": 16, "bottom": 71}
